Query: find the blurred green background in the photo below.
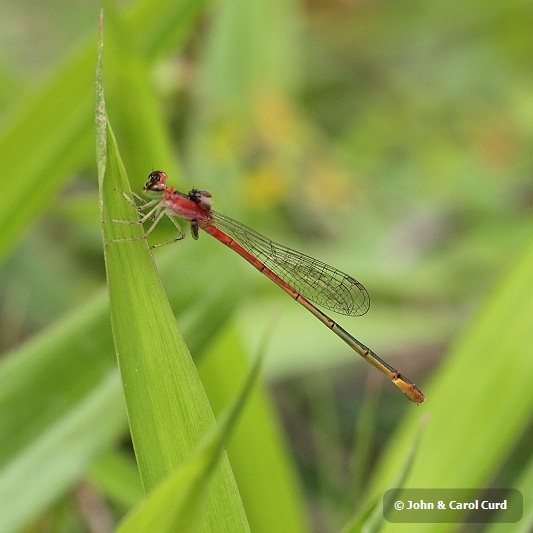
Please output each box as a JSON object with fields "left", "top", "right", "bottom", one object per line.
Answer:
{"left": 1, "top": 0, "right": 532, "bottom": 532}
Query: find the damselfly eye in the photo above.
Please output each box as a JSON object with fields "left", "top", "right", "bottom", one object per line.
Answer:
{"left": 143, "top": 171, "right": 167, "bottom": 192}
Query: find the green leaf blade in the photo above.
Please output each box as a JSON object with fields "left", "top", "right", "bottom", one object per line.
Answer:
{"left": 96, "top": 32, "right": 249, "bottom": 529}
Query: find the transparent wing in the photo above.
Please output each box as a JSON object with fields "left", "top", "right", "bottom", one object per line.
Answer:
{"left": 211, "top": 211, "right": 370, "bottom": 316}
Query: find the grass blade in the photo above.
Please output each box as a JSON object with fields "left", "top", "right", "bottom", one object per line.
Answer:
{"left": 116, "top": 329, "right": 265, "bottom": 533}
{"left": 369, "top": 238, "right": 533, "bottom": 532}
{"left": 96, "top": 28, "right": 249, "bottom": 529}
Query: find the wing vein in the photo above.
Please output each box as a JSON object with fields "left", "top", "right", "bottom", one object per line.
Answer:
{"left": 211, "top": 211, "right": 370, "bottom": 316}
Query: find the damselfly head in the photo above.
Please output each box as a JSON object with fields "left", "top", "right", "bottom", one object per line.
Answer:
{"left": 143, "top": 170, "right": 167, "bottom": 196}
